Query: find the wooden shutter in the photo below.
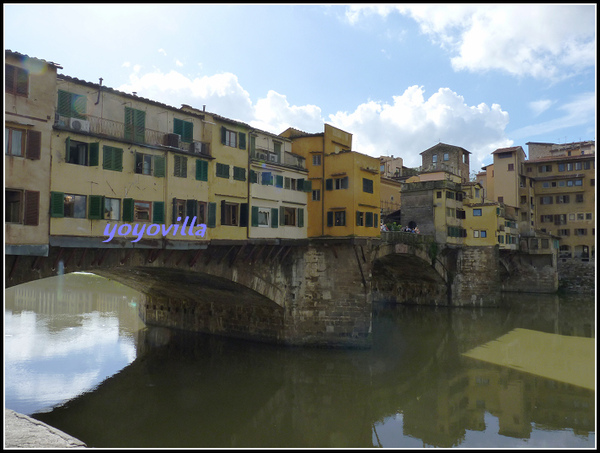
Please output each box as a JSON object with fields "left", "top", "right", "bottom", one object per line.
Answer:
{"left": 303, "top": 180, "right": 312, "bottom": 192}
{"left": 298, "top": 208, "right": 304, "bottom": 228}
{"left": 196, "top": 159, "right": 208, "bottom": 181}
{"left": 325, "top": 179, "right": 333, "bottom": 190}
{"left": 122, "top": 198, "right": 134, "bottom": 222}
{"left": 356, "top": 211, "right": 362, "bottom": 226}
{"left": 275, "top": 175, "right": 284, "bottom": 188}
{"left": 57, "top": 91, "right": 71, "bottom": 116}
{"left": 153, "top": 201, "right": 165, "bottom": 224}
{"left": 271, "top": 208, "right": 279, "bottom": 228}
{"left": 23, "top": 190, "right": 40, "bottom": 226}
{"left": 207, "top": 202, "right": 217, "bottom": 228}
{"left": 374, "top": 214, "right": 378, "bottom": 228}
{"left": 239, "top": 203, "right": 248, "bottom": 228}
{"left": 238, "top": 132, "right": 246, "bottom": 149}
{"left": 103, "top": 146, "right": 113, "bottom": 170}
{"left": 186, "top": 199, "right": 197, "bottom": 218}
{"left": 50, "top": 192, "right": 64, "bottom": 218}
{"left": 327, "top": 211, "right": 333, "bottom": 227}
{"left": 88, "top": 195, "right": 104, "bottom": 219}
{"left": 220, "top": 126, "right": 227, "bottom": 145}
{"left": 251, "top": 206, "right": 259, "bottom": 227}
{"left": 172, "top": 197, "right": 178, "bottom": 223}
{"left": 154, "top": 155, "right": 165, "bottom": 177}
{"left": 65, "top": 137, "right": 71, "bottom": 163}
{"left": 89, "top": 142, "right": 99, "bottom": 166}
{"left": 25, "top": 130, "right": 41, "bottom": 160}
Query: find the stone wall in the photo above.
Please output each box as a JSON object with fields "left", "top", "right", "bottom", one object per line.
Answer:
{"left": 451, "top": 246, "right": 502, "bottom": 306}
{"left": 557, "top": 259, "right": 596, "bottom": 294}
{"left": 499, "top": 252, "right": 558, "bottom": 294}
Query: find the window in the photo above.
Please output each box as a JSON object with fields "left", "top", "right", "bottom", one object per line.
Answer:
{"left": 557, "top": 229, "right": 570, "bottom": 236}
{"left": 62, "top": 194, "right": 87, "bottom": 218}
{"left": 58, "top": 90, "right": 86, "bottom": 119}
{"left": 67, "top": 139, "right": 99, "bottom": 166}
{"left": 436, "top": 191, "right": 442, "bottom": 199}
{"left": 172, "top": 199, "right": 207, "bottom": 224}
{"left": 5, "top": 127, "right": 41, "bottom": 159}
{"left": 473, "top": 230, "right": 479, "bottom": 238}
{"left": 334, "top": 211, "right": 345, "bottom": 226}
{"left": 216, "top": 163, "right": 230, "bottom": 179}
{"left": 6, "top": 190, "right": 21, "bottom": 223}
{"left": 432, "top": 154, "right": 438, "bottom": 163}
{"left": 539, "top": 196, "right": 553, "bottom": 205}
{"left": 312, "top": 189, "right": 320, "bottom": 201}
{"left": 313, "top": 154, "right": 322, "bottom": 166}
{"left": 481, "top": 230, "right": 487, "bottom": 238}
{"left": 6, "top": 190, "right": 38, "bottom": 225}
{"left": 233, "top": 166, "right": 246, "bottom": 181}
{"left": 335, "top": 176, "right": 348, "bottom": 190}
{"left": 283, "top": 207, "right": 297, "bottom": 226}
{"left": 221, "top": 202, "right": 239, "bottom": 226}
{"left": 556, "top": 195, "right": 570, "bottom": 204}
{"left": 356, "top": 211, "right": 364, "bottom": 226}
{"left": 5, "top": 64, "right": 29, "bottom": 96}
{"left": 221, "top": 127, "right": 244, "bottom": 149}
{"left": 446, "top": 191, "right": 455, "bottom": 200}
{"left": 104, "top": 198, "right": 120, "bottom": 220}
{"left": 443, "top": 153, "right": 449, "bottom": 161}
{"left": 261, "top": 172, "right": 273, "bottom": 185}
{"left": 134, "top": 201, "right": 151, "bottom": 222}
{"left": 473, "top": 209, "right": 482, "bottom": 216}
{"left": 541, "top": 215, "right": 553, "bottom": 223}
{"left": 508, "top": 163, "right": 514, "bottom": 171}
{"left": 538, "top": 165, "right": 552, "bottom": 173}
{"left": 575, "top": 229, "right": 587, "bottom": 236}
{"left": 575, "top": 194, "right": 584, "bottom": 203}
{"left": 103, "top": 146, "right": 123, "bottom": 171}
{"left": 174, "top": 155, "right": 188, "bottom": 178}
{"left": 124, "top": 107, "right": 146, "bottom": 143}
{"left": 174, "top": 118, "right": 193, "bottom": 143}
{"left": 257, "top": 208, "right": 271, "bottom": 227}
{"left": 362, "top": 178, "right": 373, "bottom": 194}
{"left": 136, "top": 153, "right": 166, "bottom": 177}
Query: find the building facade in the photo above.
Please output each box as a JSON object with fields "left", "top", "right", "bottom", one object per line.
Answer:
{"left": 5, "top": 50, "right": 61, "bottom": 256}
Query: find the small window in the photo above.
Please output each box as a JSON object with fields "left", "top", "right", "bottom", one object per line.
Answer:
{"left": 313, "top": 154, "right": 322, "bottom": 166}
{"left": 443, "top": 153, "right": 449, "bottom": 161}
{"left": 124, "top": 107, "right": 146, "bottom": 143}
{"left": 334, "top": 211, "right": 345, "bottom": 226}
{"left": 473, "top": 209, "right": 482, "bottom": 216}
{"left": 104, "top": 198, "right": 120, "bottom": 220}
{"left": 233, "top": 166, "right": 246, "bottom": 181}
{"left": 5, "top": 64, "right": 29, "bottom": 96}
{"left": 5, "top": 127, "right": 24, "bottom": 157}
{"left": 432, "top": 154, "right": 438, "bottom": 163}
{"left": 221, "top": 202, "right": 239, "bottom": 226}
{"left": 362, "top": 178, "right": 373, "bottom": 194}
{"left": 508, "top": 163, "right": 514, "bottom": 171}
{"left": 135, "top": 153, "right": 153, "bottom": 175}
{"left": 103, "top": 146, "right": 123, "bottom": 172}
{"left": 174, "top": 155, "right": 188, "bottom": 178}
{"left": 64, "top": 194, "right": 87, "bottom": 218}
{"left": 134, "top": 201, "right": 151, "bottom": 222}
{"left": 5, "top": 190, "right": 22, "bottom": 223}
{"left": 312, "top": 189, "right": 320, "bottom": 201}
{"left": 283, "top": 207, "right": 297, "bottom": 226}
{"left": 481, "top": 230, "right": 487, "bottom": 238}
{"left": 174, "top": 118, "right": 193, "bottom": 143}
{"left": 335, "top": 177, "right": 348, "bottom": 190}
{"left": 257, "top": 208, "right": 270, "bottom": 227}
{"left": 216, "top": 163, "right": 230, "bottom": 179}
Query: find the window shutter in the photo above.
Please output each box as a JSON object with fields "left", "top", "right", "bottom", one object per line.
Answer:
{"left": 114, "top": 148, "right": 123, "bottom": 171}
{"left": 172, "top": 197, "right": 178, "bottom": 223}
{"left": 250, "top": 170, "right": 258, "bottom": 184}
{"left": 186, "top": 199, "right": 197, "bottom": 218}
{"left": 88, "top": 195, "right": 104, "bottom": 219}
{"left": 238, "top": 132, "right": 246, "bottom": 149}
{"left": 342, "top": 176, "right": 349, "bottom": 189}
{"left": 196, "top": 159, "right": 208, "bottom": 181}
{"left": 183, "top": 121, "right": 193, "bottom": 142}
{"left": 24, "top": 190, "right": 40, "bottom": 226}
{"left": 271, "top": 208, "right": 279, "bottom": 228}
{"left": 251, "top": 206, "right": 259, "bottom": 227}
{"left": 356, "top": 211, "right": 362, "bottom": 226}
{"left": 275, "top": 175, "right": 284, "bottom": 188}
{"left": 57, "top": 91, "right": 71, "bottom": 116}
{"left": 153, "top": 201, "right": 165, "bottom": 224}
{"left": 89, "top": 142, "right": 99, "bottom": 166}
{"left": 298, "top": 208, "right": 304, "bottom": 228}
{"left": 50, "top": 192, "right": 64, "bottom": 218}
{"left": 239, "top": 203, "right": 248, "bottom": 228}
{"left": 327, "top": 211, "right": 333, "bottom": 227}
{"left": 366, "top": 212, "right": 373, "bottom": 227}
{"left": 154, "top": 155, "right": 165, "bottom": 177}
{"left": 297, "top": 179, "right": 304, "bottom": 191}
{"left": 174, "top": 155, "right": 181, "bottom": 176}
{"left": 303, "top": 180, "right": 312, "bottom": 192}
{"left": 25, "top": 130, "right": 41, "bottom": 160}
{"left": 122, "top": 198, "right": 134, "bottom": 222}
{"left": 207, "top": 202, "right": 217, "bottom": 228}
{"left": 220, "top": 126, "right": 227, "bottom": 145}
{"left": 374, "top": 214, "right": 378, "bottom": 228}
{"left": 221, "top": 200, "right": 227, "bottom": 225}
{"left": 325, "top": 179, "right": 333, "bottom": 191}
{"left": 65, "top": 137, "right": 71, "bottom": 163}
{"left": 103, "top": 146, "right": 113, "bottom": 170}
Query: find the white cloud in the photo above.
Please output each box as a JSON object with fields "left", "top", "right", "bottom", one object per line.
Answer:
{"left": 252, "top": 90, "right": 324, "bottom": 134}
{"left": 345, "top": 4, "right": 596, "bottom": 80}
{"left": 328, "top": 86, "right": 512, "bottom": 169}
{"left": 529, "top": 99, "right": 554, "bottom": 117}
{"left": 158, "top": 48, "right": 167, "bottom": 56}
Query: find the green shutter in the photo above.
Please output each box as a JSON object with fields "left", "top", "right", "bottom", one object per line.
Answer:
{"left": 88, "top": 195, "right": 104, "bottom": 219}
{"left": 154, "top": 155, "right": 165, "bottom": 177}
{"left": 239, "top": 203, "right": 248, "bottom": 228}
{"left": 250, "top": 170, "right": 258, "bottom": 184}
{"left": 172, "top": 197, "right": 178, "bottom": 223}
{"left": 275, "top": 175, "right": 284, "bottom": 188}
{"left": 366, "top": 212, "right": 373, "bottom": 227}
{"left": 238, "top": 132, "right": 246, "bottom": 149}
{"left": 183, "top": 121, "right": 193, "bottom": 142}
{"left": 57, "top": 91, "right": 71, "bottom": 117}
{"left": 50, "top": 192, "right": 64, "bottom": 218}
{"left": 271, "top": 208, "right": 279, "bottom": 228}
{"left": 208, "top": 202, "right": 217, "bottom": 228}
{"left": 103, "top": 146, "right": 113, "bottom": 170}
{"left": 65, "top": 137, "right": 71, "bottom": 162}
{"left": 220, "top": 200, "right": 227, "bottom": 225}
{"left": 374, "top": 213, "right": 378, "bottom": 228}
{"left": 251, "top": 206, "right": 259, "bottom": 227}
{"left": 114, "top": 148, "right": 123, "bottom": 171}
{"left": 153, "top": 201, "right": 165, "bottom": 224}
{"left": 297, "top": 179, "right": 304, "bottom": 191}
{"left": 122, "top": 198, "right": 134, "bottom": 222}
{"left": 326, "top": 179, "right": 333, "bottom": 190}
{"left": 89, "top": 142, "right": 99, "bottom": 166}
{"left": 298, "top": 208, "right": 304, "bottom": 228}
{"left": 186, "top": 199, "right": 197, "bottom": 218}
{"left": 356, "top": 211, "right": 362, "bottom": 226}
{"left": 327, "top": 211, "right": 333, "bottom": 227}
{"left": 196, "top": 159, "right": 208, "bottom": 181}
{"left": 303, "top": 180, "right": 312, "bottom": 192}
{"left": 174, "top": 118, "right": 183, "bottom": 137}
{"left": 220, "top": 126, "right": 226, "bottom": 145}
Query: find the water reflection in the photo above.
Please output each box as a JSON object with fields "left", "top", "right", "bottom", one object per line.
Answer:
{"left": 4, "top": 274, "right": 595, "bottom": 448}
{"left": 4, "top": 273, "right": 145, "bottom": 415}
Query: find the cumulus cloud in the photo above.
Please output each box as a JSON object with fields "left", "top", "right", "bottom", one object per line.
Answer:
{"left": 328, "top": 86, "right": 512, "bottom": 169}
{"left": 345, "top": 4, "right": 596, "bottom": 80}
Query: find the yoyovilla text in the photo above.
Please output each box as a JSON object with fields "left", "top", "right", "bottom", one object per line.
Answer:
{"left": 103, "top": 216, "right": 207, "bottom": 243}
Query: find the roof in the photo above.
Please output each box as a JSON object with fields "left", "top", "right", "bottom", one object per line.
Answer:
{"left": 420, "top": 142, "right": 471, "bottom": 155}
{"left": 492, "top": 146, "right": 523, "bottom": 154}
{"left": 6, "top": 49, "right": 63, "bottom": 69}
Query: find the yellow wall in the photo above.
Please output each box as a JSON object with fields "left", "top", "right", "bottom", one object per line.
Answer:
{"left": 5, "top": 52, "right": 58, "bottom": 248}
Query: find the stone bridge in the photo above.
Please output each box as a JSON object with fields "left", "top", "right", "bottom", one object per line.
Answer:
{"left": 5, "top": 233, "right": 504, "bottom": 348}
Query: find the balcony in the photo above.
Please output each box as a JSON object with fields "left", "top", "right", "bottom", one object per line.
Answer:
{"left": 54, "top": 113, "right": 210, "bottom": 155}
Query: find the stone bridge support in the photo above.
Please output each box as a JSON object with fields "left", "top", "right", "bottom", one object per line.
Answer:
{"left": 5, "top": 238, "right": 376, "bottom": 348}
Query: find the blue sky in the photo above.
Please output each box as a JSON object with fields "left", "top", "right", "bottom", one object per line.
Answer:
{"left": 4, "top": 4, "right": 596, "bottom": 171}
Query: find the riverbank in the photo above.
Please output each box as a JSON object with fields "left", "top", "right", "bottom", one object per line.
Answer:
{"left": 4, "top": 409, "right": 86, "bottom": 449}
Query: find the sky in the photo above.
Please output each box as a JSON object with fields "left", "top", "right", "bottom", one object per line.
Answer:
{"left": 4, "top": 4, "right": 596, "bottom": 172}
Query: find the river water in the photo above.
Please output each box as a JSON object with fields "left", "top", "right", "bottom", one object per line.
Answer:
{"left": 4, "top": 272, "right": 596, "bottom": 448}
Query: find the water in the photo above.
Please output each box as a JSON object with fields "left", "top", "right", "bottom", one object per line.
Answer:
{"left": 4, "top": 273, "right": 596, "bottom": 448}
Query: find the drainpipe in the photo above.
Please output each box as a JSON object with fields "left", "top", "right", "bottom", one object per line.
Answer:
{"left": 247, "top": 130, "right": 253, "bottom": 241}
{"left": 322, "top": 134, "right": 325, "bottom": 237}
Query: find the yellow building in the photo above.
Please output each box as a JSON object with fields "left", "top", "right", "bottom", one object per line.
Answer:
{"left": 49, "top": 75, "right": 213, "bottom": 246}
{"left": 280, "top": 124, "right": 380, "bottom": 237}
{"left": 5, "top": 50, "right": 61, "bottom": 256}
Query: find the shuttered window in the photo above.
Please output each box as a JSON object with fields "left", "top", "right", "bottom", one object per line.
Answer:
{"left": 50, "top": 192, "right": 64, "bottom": 218}
{"left": 216, "top": 163, "right": 230, "bottom": 178}
{"left": 174, "top": 118, "right": 193, "bottom": 143}
{"left": 103, "top": 146, "right": 123, "bottom": 171}
{"left": 57, "top": 90, "right": 86, "bottom": 119}
{"left": 25, "top": 130, "right": 41, "bottom": 160}
{"left": 152, "top": 201, "right": 165, "bottom": 224}
{"left": 233, "top": 166, "right": 246, "bottom": 181}
{"left": 207, "top": 202, "right": 217, "bottom": 228}
{"left": 174, "top": 155, "right": 187, "bottom": 178}
{"left": 124, "top": 107, "right": 145, "bottom": 143}
{"left": 23, "top": 190, "right": 40, "bottom": 226}
{"left": 195, "top": 159, "right": 208, "bottom": 181}
{"left": 5, "top": 64, "right": 29, "bottom": 96}
{"left": 88, "top": 195, "right": 104, "bottom": 220}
